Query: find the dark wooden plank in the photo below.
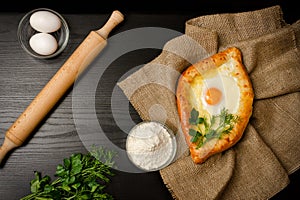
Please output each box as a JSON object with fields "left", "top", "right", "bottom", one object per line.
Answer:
{"left": 0, "top": 1, "right": 298, "bottom": 24}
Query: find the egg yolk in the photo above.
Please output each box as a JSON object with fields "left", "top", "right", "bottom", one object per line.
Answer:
{"left": 205, "top": 88, "right": 222, "bottom": 105}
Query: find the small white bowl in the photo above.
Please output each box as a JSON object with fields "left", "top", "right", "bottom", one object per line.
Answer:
{"left": 17, "top": 8, "right": 69, "bottom": 59}
{"left": 126, "top": 121, "right": 177, "bottom": 172}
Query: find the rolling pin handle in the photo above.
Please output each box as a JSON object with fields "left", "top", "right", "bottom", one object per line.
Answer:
{"left": 0, "top": 137, "right": 18, "bottom": 165}
{"left": 96, "top": 10, "right": 124, "bottom": 39}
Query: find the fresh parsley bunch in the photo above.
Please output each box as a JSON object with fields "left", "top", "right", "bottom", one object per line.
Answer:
{"left": 21, "top": 146, "right": 116, "bottom": 200}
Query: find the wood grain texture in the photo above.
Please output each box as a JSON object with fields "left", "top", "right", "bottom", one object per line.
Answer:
{"left": 0, "top": 10, "right": 299, "bottom": 200}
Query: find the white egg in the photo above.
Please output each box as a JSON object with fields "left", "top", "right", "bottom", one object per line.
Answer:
{"left": 30, "top": 11, "right": 62, "bottom": 33}
{"left": 29, "top": 33, "right": 58, "bottom": 55}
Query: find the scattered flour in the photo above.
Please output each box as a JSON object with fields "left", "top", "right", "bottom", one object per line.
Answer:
{"left": 126, "top": 121, "right": 176, "bottom": 171}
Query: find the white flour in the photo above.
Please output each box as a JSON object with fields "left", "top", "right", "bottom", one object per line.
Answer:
{"left": 126, "top": 121, "right": 176, "bottom": 171}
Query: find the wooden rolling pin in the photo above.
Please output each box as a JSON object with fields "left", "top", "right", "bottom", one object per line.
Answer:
{"left": 0, "top": 10, "right": 124, "bottom": 165}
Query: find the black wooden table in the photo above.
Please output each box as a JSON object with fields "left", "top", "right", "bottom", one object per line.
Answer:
{"left": 0, "top": 2, "right": 299, "bottom": 199}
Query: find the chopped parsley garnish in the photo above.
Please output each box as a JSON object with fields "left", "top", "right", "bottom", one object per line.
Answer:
{"left": 188, "top": 108, "right": 239, "bottom": 148}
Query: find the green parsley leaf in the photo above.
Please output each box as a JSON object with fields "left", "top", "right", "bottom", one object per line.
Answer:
{"left": 189, "top": 128, "right": 197, "bottom": 137}
{"left": 189, "top": 108, "right": 199, "bottom": 125}
{"left": 189, "top": 108, "right": 239, "bottom": 149}
{"left": 21, "top": 146, "right": 116, "bottom": 200}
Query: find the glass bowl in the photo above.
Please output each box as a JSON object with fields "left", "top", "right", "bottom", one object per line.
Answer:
{"left": 126, "top": 121, "right": 177, "bottom": 172}
{"left": 17, "top": 8, "right": 69, "bottom": 59}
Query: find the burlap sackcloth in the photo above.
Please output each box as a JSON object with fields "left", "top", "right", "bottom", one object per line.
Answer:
{"left": 117, "top": 5, "right": 300, "bottom": 200}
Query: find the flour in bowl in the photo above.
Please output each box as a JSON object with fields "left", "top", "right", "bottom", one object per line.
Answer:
{"left": 126, "top": 121, "right": 177, "bottom": 171}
